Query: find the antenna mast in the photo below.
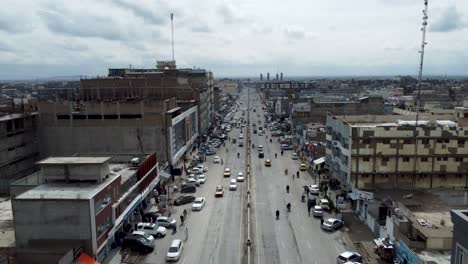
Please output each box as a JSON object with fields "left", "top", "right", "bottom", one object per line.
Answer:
{"left": 171, "top": 13, "right": 175, "bottom": 61}
{"left": 412, "top": 0, "right": 429, "bottom": 188}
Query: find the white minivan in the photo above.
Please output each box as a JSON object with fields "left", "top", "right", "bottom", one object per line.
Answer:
{"left": 166, "top": 239, "right": 183, "bottom": 261}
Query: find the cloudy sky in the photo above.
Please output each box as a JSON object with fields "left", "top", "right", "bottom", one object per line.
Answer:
{"left": 0, "top": 0, "right": 467, "bottom": 79}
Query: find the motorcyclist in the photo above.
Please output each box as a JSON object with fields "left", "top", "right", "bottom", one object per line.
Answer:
{"left": 286, "top": 185, "right": 290, "bottom": 193}
{"left": 287, "top": 203, "right": 291, "bottom": 212}
{"left": 270, "top": 139, "right": 272, "bottom": 143}
{"left": 275, "top": 153, "right": 277, "bottom": 158}
{"left": 296, "top": 171, "right": 299, "bottom": 178}
{"left": 281, "top": 150, "right": 284, "bottom": 156}
{"left": 276, "top": 210, "right": 280, "bottom": 219}
{"left": 284, "top": 168, "right": 288, "bottom": 175}
{"left": 252, "top": 143, "right": 255, "bottom": 148}
{"left": 237, "top": 152, "right": 240, "bottom": 158}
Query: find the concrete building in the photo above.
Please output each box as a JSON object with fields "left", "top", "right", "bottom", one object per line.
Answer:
{"left": 326, "top": 114, "right": 468, "bottom": 191}
{"left": 38, "top": 99, "right": 198, "bottom": 169}
{"left": 451, "top": 209, "right": 468, "bottom": 264}
{"left": 213, "top": 86, "right": 220, "bottom": 113}
{"left": 11, "top": 154, "right": 158, "bottom": 264}
{"left": 216, "top": 79, "right": 239, "bottom": 94}
{"left": 80, "top": 63, "right": 213, "bottom": 135}
{"left": 0, "top": 113, "right": 39, "bottom": 195}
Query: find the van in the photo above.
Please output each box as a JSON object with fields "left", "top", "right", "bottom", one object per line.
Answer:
{"left": 166, "top": 239, "right": 183, "bottom": 261}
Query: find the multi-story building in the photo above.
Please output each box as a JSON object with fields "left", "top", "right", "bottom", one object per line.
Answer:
{"left": 0, "top": 113, "right": 39, "bottom": 195}
{"left": 38, "top": 98, "right": 198, "bottom": 169}
{"left": 216, "top": 79, "right": 239, "bottom": 94}
{"left": 11, "top": 154, "right": 158, "bottom": 264}
{"left": 326, "top": 112, "right": 468, "bottom": 191}
{"left": 80, "top": 62, "right": 213, "bottom": 135}
{"left": 451, "top": 209, "right": 468, "bottom": 264}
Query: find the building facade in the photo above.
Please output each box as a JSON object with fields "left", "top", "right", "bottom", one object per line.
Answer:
{"left": 326, "top": 114, "right": 468, "bottom": 190}
{"left": 0, "top": 113, "right": 39, "bottom": 195}
{"left": 451, "top": 209, "right": 468, "bottom": 264}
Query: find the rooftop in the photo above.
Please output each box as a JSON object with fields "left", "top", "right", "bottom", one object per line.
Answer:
{"left": 0, "top": 112, "right": 37, "bottom": 122}
{"left": 38, "top": 157, "right": 111, "bottom": 165}
{"left": 15, "top": 173, "right": 121, "bottom": 200}
{"left": 0, "top": 198, "right": 15, "bottom": 249}
{"left": 332, "top": 114, "right": 457, "bottom": 127}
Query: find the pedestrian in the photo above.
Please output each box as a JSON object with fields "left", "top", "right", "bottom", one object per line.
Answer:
{"left": 292, "top": 174, "right": 294, "bottom": 181}
{"left": 173, "top": 224, "right": 177, "bottom": 234}
{"left": 185, "top": 227, "right": 188, "bottom": 240}
{"left": 307, "top": 204, "right": 311, "bottom": 216}
{"left": 180, "top": 215, "right": 184, "bottom": 226}
{"left": 183, "top": 209, "right": 187, "bottom": 219}
{"left": 320, "top": 216, "right": 324, "bottom": 226}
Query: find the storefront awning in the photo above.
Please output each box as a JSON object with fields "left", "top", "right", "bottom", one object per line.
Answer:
{"left": 313, "top": 157, "right": 325, "bottom": 165}
{"left": 76, "top": 253, "right": 100, "bottom": 264}
{"left": 159, "top": 170, "right": 171, "bottom": 179}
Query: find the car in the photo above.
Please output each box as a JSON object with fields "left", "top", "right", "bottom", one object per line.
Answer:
{"left": 143, "top": 212, "right": 162, "bottom": 222}
{"left": 281, "top": 144, "right": 293, "bottom": 150}
{"left": 188, "top": 167, "right": 203, "bottom": 175}
{"left": 180, "top": 185, "right": 196, "bottom": 193}
{"left": 312, "top": 206, "right": 323, "bottom": 217}
{"left": 309, "top": 184, "right": 320, "bottom": 195}
{"left": 299, "top": 163, "right": 307, "bottom": 171}
{"left": 337, "top": 251, "right": 363, "bottom": 264}
{"left": 258, "top": 130, "right": 263, "bottom": 136}
{"left": 166, "top": 239, "right": 184, "bottom": 261}
{"left": 192, "top": 197, "right": 206, "bottom": 211}
{"left": 264, "top": 159, "right": 271, "bottom": 167}
{"left": 213, "top": 156, "right": 221, "bottom": 163}
{"left": 237, "top": 172, "right": 244, "bottom": 182}
{"left": 223, "top": 168, "right": 231, "bottom": 177}
{"left": 122, "top": 235, "right": 154, "bottom": 254}
{"left": 206, "top": 149, "right": 216, "bottom": 155}
{"left": 292, "top": 152, "right": 298, "bottom": 160}
{"left": 156, "top": 216, "right": 177, "bottom": 228}
{"left": 253, "top": 129, "right": 257, "bottom": 134}
{"left": 319, "top": 199, "right": 330, "bottom": 211}
{"left": 197, "top": 174, "right": 206, "bottom": 184}
{"left": 229, "top": 179, "right": 237, "bottom": 190}
{"left": 185, "top": 178, "right": 200, "bottom": 187}
{"left": 136, "top": 222, "right": 167, "bottom": 238}
{"left": 258, "top": 151, "right": 264, "bottom": 158}
{"left": 132, "top": 230, "right": 155, "bottom": 242}
{"left": 321, "top": 218, "right": 343, "bottom": 231}
{"left": 174, "top": 195, "right": 196, "bottom": 206}
{"left": 258, "top": 145, "right": 263, "bottom": 151}
{"left": 196, "top": 165, "right": 208, "bottom": 172}
{"left": 215, "top": 185, "right": 224, "bottom": 197}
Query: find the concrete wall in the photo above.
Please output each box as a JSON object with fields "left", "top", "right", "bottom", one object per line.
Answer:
{"left": 12, "top": 199, "right": 92, "bottom": 264}
{"left": 451, "top": 210, "right": 468, "bottom": 264}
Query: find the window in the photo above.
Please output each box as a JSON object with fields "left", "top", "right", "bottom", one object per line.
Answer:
{"left": 382, "top": 157, "right": 389, "bottom": 162}
{"left": 95, "top": 193, "right": 111, "bottom": 214}
{"left": 363, "top": 157, "right": 370, "bottom": 162}
{"left": 455, "top": 157, "right": 463, "bottom": 162}
{"left": 456, "top": 243, "right": 466, "bottom": 264}
{"left": 403, "top": 157, "right": 410, "bottom": 162}
{"left": 458, "top": 139, "right": 465, "bottom": 146}
{"left": 442, "top": 157, "right": 448, "bottom": 161}
{"left": 403, "top": 139, "right": 411, "bottom": 144}
{"left": 383, "top": 139, "right": 390, "bottom": 144}
{"left": 422, "top": 139, "right": 430, "bottom": 144}
{"left": 362, "top": 139, "right": 370, "bottom": 145}
{"left": 97, "top": 216, "right": 112, "bottom": 237}
{"left": 421, "top": 157, "right": 428, "bottom": 162}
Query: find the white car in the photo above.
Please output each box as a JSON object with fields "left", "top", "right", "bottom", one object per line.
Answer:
{"left": 223, "top": 168, "right": 231, "bottom": 177}
{"left": 213, "top": 156, "right": 221, "bottom": 163}
{"left": 192, "top": 197, "right": 206, "bottom": 211}
{"left": 136, "top": 222, "right": 167, "bottom": 238}
{"left": 196, "top": 165, "right": 208, "bottom": 172}
{"left": 132, "top": 230, "right": 155, "bottom": 242}
{"left": 156, "top": 216, "right": 177, "bottom": 228}
{"left": 229, "top": 179, "right": 237, "bottom": 190}
{"left": 237, "top": 172, "right": 244, "bottom": 182}
{"left": 292, "top": 152, "right": 298, "bottom": 160}
{"left": 337, "top": 251, "right": 362, "bottom": 264}
{"left": 309, "top": 184, "right": 319, "bottom": 195}
{"left": 312, "top": 206, "right": 323, "bottom": 217}
{"left": 188, "top": 167, "right": 203, "bottom": 175}
{"left": 197, "top": 174, "right": 206, "bottom": 184}
{"left": 166, "top": 239, "right": 183, "bottom": 261}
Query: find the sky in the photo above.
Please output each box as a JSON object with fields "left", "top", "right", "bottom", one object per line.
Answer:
{"left": 0, "top": 0, "right": 467, "bottom": 79}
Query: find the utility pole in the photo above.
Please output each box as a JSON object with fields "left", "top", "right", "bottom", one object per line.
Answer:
{"left": 412, "top": 0, "right": 429, "bottom": 189}
{"left": 171, "top": 13, "right": 175, "bottom": 61}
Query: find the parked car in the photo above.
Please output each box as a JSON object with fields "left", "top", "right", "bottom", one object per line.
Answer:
{"left": 185, "top": 178, "right": 200, "bottom": 187}
{"left": 309, "top": 184, "right": 320, "bottom": 195}
{"left": 198, "top": 174, "right": 206, "bottom": 184}
{"left": 132, "top": 231, "right": 155, "bottom": 242}
{"left": 213, "top": 156, "right": 221, "bottom": 163}
{"left": 188, "top": 167, "right": 203, "bottom": 175}
{"left": 156, "top": 216, "right": 177, "bottom": 228}
{"left": 258, "top": 151, "right": 264, "bottom": 158}
{"left": 321, "top": 218, "right": 343, "bottom": 231}
{"left": 196, "top": 165, "right": 208, "bottom": 172}
{"left": 299, "top": 163, "right": 307, "bottom": 171}
{"left": 206, "top": 149, "right": 216, "bottom": 155}
{"left": 223, "top": 168, "right": 231, "bottom": 177}
{"left": 215, "top": 185, "right": 224, "bottom": 197}
{"left": 136, "top": 222, "right": 167, "bottom": 238}
{"left": 237, "top": 172, "right": 244, "bottom": 182}
{"left": 166, "top": 239, "right": 184, "bottom": 262}
{"left": 192, "top": 197, "right": 206, "bottom": 211}
{"left": 180, "top": 185, "right": 196, "bottom": 193}
{"left": 319, "top": 199, "right": 330, "bottom": 211}
{"left": 336, "top": 251, "right": 363, "bottom": 264}
{"left": 264, "top": 159, "right": 271, "bottom": 167}
{"left": 122, "top": 235, "right": 154, "bottom": 254}
{"left": 143, "top": 212, "right": 162, "bottom": 222}
{"left": 312, "top": 206, "right": 323, "bottom": 217}
{"left": 174, "top": 195, "right": 196, "bottom": 206}
{"left": 292, "top": 153, "right": 298, "bottom": 160}
{"left": 229, "top": 179, "right": 237, "bottom": 190}
{"left": 281, "top": 144, "right": 293, "bottom": 150}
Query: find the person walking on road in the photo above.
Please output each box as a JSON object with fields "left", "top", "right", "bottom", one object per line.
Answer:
{"left": 180, "top": 215, "right": 184, "bottom": 226}
{"left": 185, "top": 227, "right": 189, "bottom": 241}
{"left": 183, "top": 209, "right": 187, "bottom": 219}
{"left": 320, "top": 216, "right": 324, "bottom": 226}
{"left": 292, "top": 174, "right": 294, "bottom": 181}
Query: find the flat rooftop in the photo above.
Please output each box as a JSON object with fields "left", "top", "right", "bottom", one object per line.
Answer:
{"left": 15, "top": 173, "right": 120, "bottom": 200}
{"left": 38, "top": 157, "right": 111, "bottom": 165}
{"left": 332, "top": 114, "right": 457, "bottom": 127}
{"left": 0, "top": 198, "right": 15, "bottom": 249}
{"left": 0, "top": 112, "right": 38, "bottom": 122}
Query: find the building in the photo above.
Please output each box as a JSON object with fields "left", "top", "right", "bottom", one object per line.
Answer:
{"left": 216, "top": 79, "right": 239, "bottom": 94}
{"left": 451, "top": 209, "right": 468, "bottom": 264}
{"left": 213, "top": 86, "right": 220, "bottom": 113}
{"left": 0, "top": 113, "right": 39, "bottom": 195}
{"left": 326, "top": 114, "right": 468, "bottom": 191}
{"left": 11, "top": 154, "right": 158, "bottom": 264}
{"left": 38, "top": 98, "right": 198, "bottom": 169}
{"left": 80, "top": 63, "right": 213, "bottom": 135}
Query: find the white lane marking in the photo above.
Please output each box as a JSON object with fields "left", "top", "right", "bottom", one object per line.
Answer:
{"left": 307, "top": 241, "right": 312, "bottom": 249}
